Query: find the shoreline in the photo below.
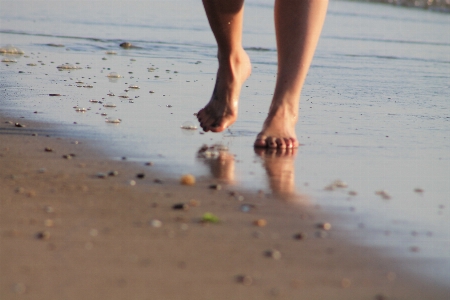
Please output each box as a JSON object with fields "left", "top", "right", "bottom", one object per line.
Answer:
{"left": 1, "top": 114, "right": 449, "bottom": 299}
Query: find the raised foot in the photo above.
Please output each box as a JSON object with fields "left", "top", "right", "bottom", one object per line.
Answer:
{"left": 197, "top": 50, "right": 251, "bottom": 132}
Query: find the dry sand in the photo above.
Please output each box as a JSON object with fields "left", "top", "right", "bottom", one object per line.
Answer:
{"left": 1, "top": 114, "right": 448, "bottom": 300}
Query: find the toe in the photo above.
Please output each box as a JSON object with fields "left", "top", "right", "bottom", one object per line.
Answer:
{"left": 276, "top": 138, "right": 287, "bottom": 149}
{"left": 283, "top": 138, "right": 293, "bottom": 149}
{"left": 254, "top": 134, "right": 268, "bottom": 148}
{"left": 268, "top": 137, "right": 278, "bottom": 149}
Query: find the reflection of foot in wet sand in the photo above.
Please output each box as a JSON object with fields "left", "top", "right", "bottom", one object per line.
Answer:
{"left": 254, "top": 147, "right": 300, "bottom": 200}
{"left": 198, "top": 144, "right": 235, "bottom": 184}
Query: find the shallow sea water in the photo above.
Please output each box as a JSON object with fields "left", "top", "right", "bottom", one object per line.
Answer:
{"left": 1, "top": 0, "right": 449, "bottom": 287}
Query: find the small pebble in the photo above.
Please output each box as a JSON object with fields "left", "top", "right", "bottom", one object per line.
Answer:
{"left": 35, "top": 231, "right": 50, "bottom": 240}
{"left": 293, "top": 232, "right": 307, "bottom": 240}
{"left": 129, "top": 180, "right": 136, "bottom": 186}
{"left": 253, "top": 219, "right": 267, "bottom": 227}
{"left": 97, "top": 173, "right": 107, "bottom": 179}
{"left": 172, "top": 203, "right": 189, "bottom": 211}
{"left": 180, "top": 174, "right": 196, "bottom": 185}
{"left": 414, "top": 188, "right": 424, "bottom": 193}
{"left": 108, "top": 170, "right": 119, "bottom": 177}
{"left": 136, "top": 173, "right": 145, "bottom": 179}
{"left": 145, "top": 162, "right": 154, "bottom": 166}
{"left": 14, "top": 123, "right": 25, "bottom": 128}
{"left": 265, "top": 249, "right": 281, "bottom": 260}
{"left": 209, "top": 184, "right": 222, "bottom": 190}
{"left": 236, "top": 275, "right": 253, "bottom": 286}
{"left": 317, "top": 222, "right": 331, "bottom": 230}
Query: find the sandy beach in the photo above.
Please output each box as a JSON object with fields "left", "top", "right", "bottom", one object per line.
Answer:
{"left": 1, "top": 114, "right": 448, "bottom": 299}
{"left": 1, "top": 0, "right": 449, "bottom": 298}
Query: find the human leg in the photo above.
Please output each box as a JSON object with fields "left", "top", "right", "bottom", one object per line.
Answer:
{"left": 254, "top": 0, "right": 328, "bottom": 148}
{"left": 197, "top": 0, "right": 252, "bottom": 132}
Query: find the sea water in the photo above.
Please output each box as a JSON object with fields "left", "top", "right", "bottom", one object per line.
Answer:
{"left": 1, "top": 0, "right": 449, "bottom": 286}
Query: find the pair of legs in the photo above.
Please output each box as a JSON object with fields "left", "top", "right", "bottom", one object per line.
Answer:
{"left": 197, "top": 0, "right": 328, "bottom": 148}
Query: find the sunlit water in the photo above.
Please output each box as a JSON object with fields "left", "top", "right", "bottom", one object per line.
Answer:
{"left": 1, "top": 0, "right": 449, "bottom": 287}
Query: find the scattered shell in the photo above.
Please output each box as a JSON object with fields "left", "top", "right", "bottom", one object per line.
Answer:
{"left": 324, "top": 179, "right": 348, "bottom": 190}
{"left": 105, "top": 117, "right": 121, "bottom": 123}
{"left": 44, "top": 147, "right": 53, "bottom": 152}
{"left": 253, "top": 219, "right": 267, "bottom": 227}
{"left": 49, "top": 93, "right": 61, "bottom": 96}
{"left": 97, "top": 173, "right": 107, "bottom": 179}
{"left": 105, "top": 50, "right": 117, "bottom": 55}
{"left": 62, "top": 154, "right": 74, "bottom": 159}
{"left": 107, "top": 91, "right": 115, "bottom": 96}
{"left": 75, "top": 107, "right": 87, "bottom": 112}
{"left": 14, "top": 123, "right": 25, "bottom": 128}
{"left": 107, "top": 72, "right": 121, "bottom": 78}
{"left": 0, "top": 45, "right": 24, "bottom": 54}
{"left": 57, "top": 63, "right": 81, "bottom": 70}
{"left": 375, "top": 190, "right": 391, "bottom": 200}
{"left": 103, "top": 102, "right": 116, "bottom": 108}
{"left": 27, "top": 63, "right": 37, "bottom": 66}
{"left": 148, "top": 67, "right": 156, "bottom": 72}
{"left": 101, "top": 113, "right": 107, "bottom": 116}
{"left": 129, "top": 180, "right": 136, "bottom": 186}
{"left": 2, "top": 58, "right": 17, "bottom": 63}
{"left": 180, "top": 174, "right": 196, "bottom": 186}
{"left": 265, "top": 249, "right": 281, "bottom": 260}
{"left": 180, "top": 121, "right": 198, "bottom": 130}
{"left": 118, "top": 93, "right": 129, "bottom": 99}
{"left": 150, "top": 219, "right": 162, "bottom": 228}
{"left": 89, "top": 99, "right": 99, "bottom": 103}
{"left": 128, "top": 85, "right": 140, "bottom": 89}
{"left": 317, "top": 222, "right": 331, "bottom": 230}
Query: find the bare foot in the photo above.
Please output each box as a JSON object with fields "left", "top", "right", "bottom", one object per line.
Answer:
{"left": 197, "top": 50, "right": 251, "bottom": 132}
{"left": 254, "top": 103, "right": 300, "bottom": 149}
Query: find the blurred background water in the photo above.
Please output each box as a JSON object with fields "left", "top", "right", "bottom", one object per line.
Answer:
{"left": 1, "top": 0, "right": 449, "bottom": 287}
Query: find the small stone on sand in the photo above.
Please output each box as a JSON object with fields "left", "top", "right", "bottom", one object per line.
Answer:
{"left": 180, "top": 174, "right": 196, "bottom": 186}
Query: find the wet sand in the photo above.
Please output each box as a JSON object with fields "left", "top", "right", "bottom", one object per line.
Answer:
{"left": 1, "top": 115, "right": 449, "bottom": 299}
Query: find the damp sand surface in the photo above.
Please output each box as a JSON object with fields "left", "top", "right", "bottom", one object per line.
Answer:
{"left": 1, "top": 0, "right": 450, "bottom": 297}
{"left": 1, "top": 116, "right": 449, "bottom": 300}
